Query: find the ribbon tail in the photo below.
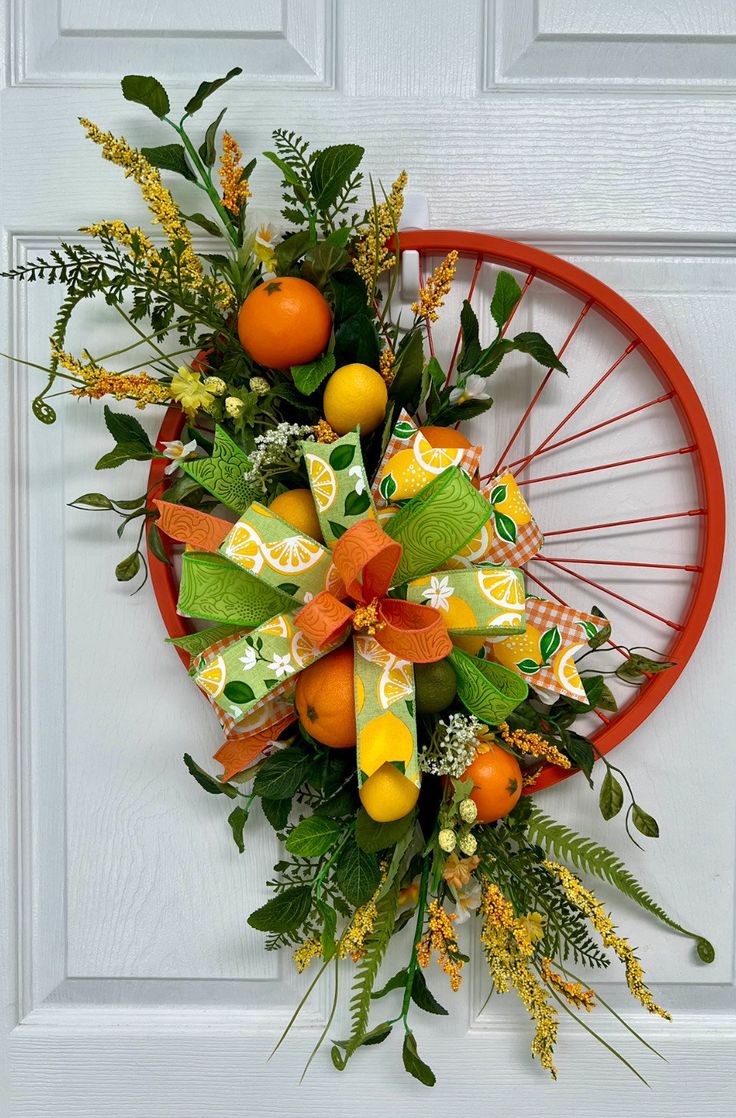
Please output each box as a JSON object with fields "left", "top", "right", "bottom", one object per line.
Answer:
{"left": 449, "top": 648, "right": 528, "bottom": 723}
{"left": 215, "top": 710, "right": 297, "bottom": 782}
{"left": 155, "top": 499, "right": 232, "bottom": 553}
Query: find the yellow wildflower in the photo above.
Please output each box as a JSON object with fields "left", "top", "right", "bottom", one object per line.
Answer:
{"left": 412, "top": 251, "right": 458, "bottom": 323}
{"left": 474, "top": 727, "right": 496, "bottom": 756}
{"left": 293, "top": 937, "right": 322, "bottom": 973}
{"left": 170, "top": 366, "right": 215, "bottom": 420}
{"left": 339, "top": 862, "right": 388, "bottom": 962}
{"left": 519, "top": 911, "right": 545, "bottom": 945}
{"left": 442, "top": 852, "right": 480, "bottom": 892}
{"left": 480, "top": 882, "right": 558, "bottom": 1078}
{"left": 79, "top": 118, "right": 203, "bottom": 289}
{"left": 498, "top": 722, "right": 572, "bottom": 770}
{"left": 219, "top": 132, "right": 252, "bottom": 215}
{"left": 522, "top": 767, "right": 543, "bottom": 789}
{"left": 254, "top": 224, "right": 278, "bottom": 272}
{"left": 379, "top": 347, "right": 396, "bottom": 384}
{"left": 540, "top": 958, "right": 596, "bottom": 1012}
{"left": 417, "top": 899, "right": 464, "bottom": 991}
{"left": 225, "top": 396, "right": 245, "bottom": 419}
{"left": 351, "top": 599, "right": 384, "bottom": 637}
{"left": 313, "top": 419, "right": 339, "bottom": 444}
{"left": 352, "top": 171, "right": 407, "bottom": 292}
{"left": 82, "top": 220, "right": 163, "bottom": 270}
{"left": 544, "top": 861, "right": 671, "bottom": 1020}
{"left": 57, "top": 348, "right": 170, "bottom": 409}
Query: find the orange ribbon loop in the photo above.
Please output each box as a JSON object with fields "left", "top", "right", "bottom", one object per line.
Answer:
{"left": 333, "top": 519, "right": 402, "bottom": 603}
{"left": 376, "top": 598, "right": 453, "bottom": 663}
{"left": 295, "top": 591, "right": 354, "bottom": 649}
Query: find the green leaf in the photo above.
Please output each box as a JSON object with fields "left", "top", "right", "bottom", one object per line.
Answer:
{"left": 304, "top": 241, "right": 350, "bottom": 287}
{"left": 182, "top": 211, "right": 223, "bottom": 237}
{"left": 247, "top": 884, "right": 312, "bottom": 933}
{"left": 263, "top": 150, "right": 302, "bottom": 187}
{"left": 334, "top": 313, "right": 380, "bottom": 368}
{"left": 115, "top": 551, "right": 141, "bottom": 582}
{"left": 562, "top": 732, "right": 595, "bottom": 786}
{"left": 285, "top": 815, "right": 344, "bottom": 857}
{"left": 291, "top": 353, "right": 335, "bottom": 395}
{"left": 540, "top": 625, "right": 562, "bottom": 663}
{"left": 493, "top": 509, "right": 517, "bottom": 544}
{"left": 389, "top": 328, "right": 425, "bottom": 412}
{"left": 276, "top": 229, "right": 312, "bottom": 273}
{"left": 227, "top": 805, "right": 248, "bottom": 853}
{"left": 330, "top": 269, "right": 369, "bottom": 322}
{"left": 597, "top": 682, "right": 618, "bottom": 712}
{"left": 458, "top": 299, "right": 481, "bottom": 373}
{"left": 335, "top": 841, "right": 380, "bottom": 907}
{"left": 184, "top": 67, "right": 242, "bottom": 115}
{"left": 104, "top": 406, "right": 153, "bottom": 451}
{"left": 516, "top": 658, "right": 541, "bottom": 675}
{"left": 328, "top": 520, "right": 347, "bottom": 540}
{"left": 198, "top": 107, "right": 227, "bottom": 167}
{"left": 183, "top": 752, "right": 238, "bottom": 798}
{"left": 372, "top": 969, "right": 408, "bottom": 999}
{"left": 355, "top": 807, "right": 415, "bottom": 853}
{"left": 402, "top": 1030, "right": 436, "bottom": 1087}
{"left": 96, "top": 444, "right": 155, "bottom": 470}
{"left": 69, "top": 492, "right": 113, "bottom": 510}
{"left": 310, "top": 144, "right": 364, "bottom": 211}
{"left": 438, "top": 399, "right": 494, "bottom": 425}
{"left": 223, "top": 681, "right": 255, "bottom": 705}
{"left": 121, "top": 74, "right": 170, "bottom": 119}
{"left": 329, "top": 443, "right": 356, "bottom": 471}
{"left": 528, "top": 805, "right": 714, "bottom": 963}
{"left": 141, "top": 143, "right": 196, "bottom": 182}
{"left": 147, "top": 522, "right": 170, "bottom": 565}
{"left": 473, "top": 337, "right": 515, "bottom": 378}
{"left": 599, "top": 770, "right": 624, "bottom": 820}
{"left": 632, "top": 805, "right": 660, "bottom": 839}
{"left": 358, "top": 1022, "right": 393, "bottom": 1046}
{"left": 378, "top": 473, "right": 397, "bottom": 502}
{"left": 491, "top": 270, "right": 522, "bottom": 329}
{"left": 253, "top": 749, "right": 313, "bottom": 799}
{"left": 588, "top": 609, "right": 612, "bottom": 650}
{"left": 344, "top": 490, "right": 371, "bottom": 517}
{"left": 114, "top": 494, "right": 148, "bottom": 510}
{"left": 513, "top": 331, "right": 567, "bottom": 373}
{"left": 411, "top": 969, "right": 448, "bottom": 1016}
{"left": 489, "top": 483, "right": 507, "bottom": 506}
{"left": 260, "top": 796, "right": 291, "bottom": 831}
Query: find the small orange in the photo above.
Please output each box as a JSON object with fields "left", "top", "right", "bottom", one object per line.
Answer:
{"left": 419, "top": 426, "right": 473, "bottom": 450}
{"left": 268, "top": 488, "right": 323, "bottom": 543}
{"left": 237, "top": 277, "right": 332, "bottom": 369}
{"left": 295, "top": 644, "right": 356, "bottom": 748}
{"left": 460, "top": 744, "right": 522, "bottom": 823}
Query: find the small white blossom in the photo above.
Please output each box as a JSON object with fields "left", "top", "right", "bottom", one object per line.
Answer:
{"left": 243, "top": 422, "right": 315, "bottom": 494}
{"left": 161, "top": 438, "right": 198, "bottom": 475}
{"left": 238, "top": 647, "right": 258, "bottom": 672}
{"left": 453, "top": 881, "right": 482, "bottom": 924}
{"left": 449, "top": 373, "right": 491, "bottom": 406}
{"left": 348, "top": 464, "right": 365, "bottom": 494}
{"left": 419, "top": 712, "right": 483, "bottom": 777}
{"left": 421, "top": 574, "right": 454, "bottom": 611}
{"left": 268, "top": 653, "right": 294, "bottom": 679}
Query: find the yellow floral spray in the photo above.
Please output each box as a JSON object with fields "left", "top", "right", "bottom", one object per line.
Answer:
{"left": 58, "top": 349, "right": 170, "bottom": 408}
{"left": 540, "top": 958, "right": 596, "bottom": 1012}
{"left": 498, "top": 722, "right": 572, "bottom": 770}
{"left": 416, "top": 899, "right": 464, "bottom": 991}
{"left": 352, "top": 171, "right": 407, "bottom": 292}
{"left": 411, "top": 250, "right": 459, "bottom": 323}
{"left": 219, "top": 132, "right": 252, "bottom": 214}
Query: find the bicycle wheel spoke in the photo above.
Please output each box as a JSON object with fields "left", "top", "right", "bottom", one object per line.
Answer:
{"left": 544, "top": 508, "right": 705, "bottom": 538}
{"left": 517, "top": 445, "right": 696, "bottom": 487}
{"left": 490, "top": 299, "right": 594, "bottom": 476}
{"left": 533, "top": 556, "right": 702, "bottom": 572}
{"left": 536, "top": 557, "right": 684, "bottom": 631}
{"left": 514, "top": 339, "right": 640, "bottom": 476}
{"left": 505, "top": 392, "right": 675, "bottom": 471}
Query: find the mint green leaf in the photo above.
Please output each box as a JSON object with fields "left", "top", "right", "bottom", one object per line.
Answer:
{"left": 310, "top": 144, "right": 364, "bottom": 211}
{"left": 183, "top": 752, "right": 239, "bottom": 798}
{"left": 121, "top": 74, "right": 170, "bottom": 118}
{"left": 402, "top": 1030, "right": 436, "bottom": 1087}
{"left": 458, "top": 299, "right": 481, "bottom": 373}
{"left": 491, "top": 270, "right": 522, "bottom": 329}
{"left": 513, "top": 331, "right": 567, "bottom": 373}
{"left": 253, "top": 749, "right": 312, "bottom": 799}
{"left": 184, "top": 67, "right": 242, "bottom": 115}
{"left": 335, "top": 841, "right": 380, "bottom": 907}
{"left": 263, "top": 150, "right": 302, "bottom": 187}
{"left": 227, "top": 805, "right": 248, "bottom": 853}
{"left": 103, "top": 406, "right": 153, "bottom": 451}
{"left": 260, "top": 796, "right": 291, "bottom": 831}
{"left": 141, "top": 143, "right": 196, "bottom": 182}
{"left": 411, "top": 969, "right": 448, "bottom": 1016}
{"left": 96, "top": 444, "right": 155, "bottom": 470}
{"left": 198, "top": 107, "right": 227, "bottom": 167}
{"left": 285, "top": 815, "right": 343, "bottom": 857}
{"left": 247, "top": 884, "right": 312, "bottom": 933}
{"left": 632, "top": 805, "right": 660, "bottom": 839}
{"left": 372, "top": 969, "right": 408, "bottom": 999}
{"left": 291, "top": 352, "right": 336, "bottom": 395}
{"left": 599, "top": 770, "right": 624, "bottom": 820}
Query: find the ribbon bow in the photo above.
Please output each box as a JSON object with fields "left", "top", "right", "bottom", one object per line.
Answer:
{"left": 157, "top": 428, "right": 531, "bottom": 819}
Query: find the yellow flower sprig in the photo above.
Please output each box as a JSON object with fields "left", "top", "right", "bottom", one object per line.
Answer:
{"left": 480, "top": 882, "right": 558, "bottom": 1078}
{"left": 57, "top": 348, "right": 170, "bottom": 408}
{"left": 219, "top": 132, "right": 252, "bottom": 215}
{"left": 498, "top": 722, "right": 572, "bottom": 770}
{"left": 544, "top": 861, "right": 671, "bottom": 1020}
{"left": 417, "top": 899, "right": 464, "bottom": 991}
{"left": 540, "top": 958, "right": 596, "bottom": 1012}
{"left": 411, "top": 250, "right": 459, "bottom": 323}
{"left": 352, "top": 171, "right": 407, "bottom": 293}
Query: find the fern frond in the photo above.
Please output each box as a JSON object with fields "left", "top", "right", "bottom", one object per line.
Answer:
{"left": 331, "top": 873, "right": 401, "bottom": 1068}
{"left": 527, "top": 805, "right": 715, "bottom": 963}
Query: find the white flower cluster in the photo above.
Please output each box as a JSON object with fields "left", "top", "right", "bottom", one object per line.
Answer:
{"left": 242, "top": 422, "right": 315, "bottom": 492}
{"left": 419, "top": 712, "right": 483, "bottom": 777}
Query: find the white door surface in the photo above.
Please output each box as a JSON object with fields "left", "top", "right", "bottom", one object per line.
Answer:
{"left": 2, "top": 2, "right": 735, "bottom": 1115}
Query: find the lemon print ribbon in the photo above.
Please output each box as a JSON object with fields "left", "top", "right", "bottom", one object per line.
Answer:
{"left": 156, "top": 427, "right": 530, "bottom": 818}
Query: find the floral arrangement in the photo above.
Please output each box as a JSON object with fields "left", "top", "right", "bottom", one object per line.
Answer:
{"left": 2, "top": 70, "right": 715, "bottom": 1088}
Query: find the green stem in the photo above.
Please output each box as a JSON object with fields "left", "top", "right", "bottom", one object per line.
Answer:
{"left": 314, "top": 826, "right": 352, "bottom": 904}
{"left": 110, "top": 303, "right": 182, "bottom": 371}
{"left": 95, "top": 318, "right": 199, "bottom": 363}
{"left": 166, "top": 118, "right": 238, "bottom": 247}
{"left": 399, "top": 855, "right": 431, "bottom": 1029}
{"left": 0, "top": 351, "right": 82, "bottom": 384}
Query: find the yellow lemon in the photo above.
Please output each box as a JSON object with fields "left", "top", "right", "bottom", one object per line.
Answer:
{"left": 196, "top": 655, "right": 227, "bottom": 699}
{"left": 378, "top": 449, "right": 431, "bottom": 499}
{"left": 269, "top": 488, "right": 322, "bottom": 543}
{"left": 456, "top": 520, "right": 492, "bottom": 564}
{"left": 477, "top": 567, "right": 525, "bottom": 610}
{"left": 223, "top": 522, "right": 264, "bottom": 572}
{"left": 261, "top": 535, "right": 324, "bottom": 575}
{"left": 377, "top": 660, "right": 413, "bottom": 708}
{"left": 490, "top": 625, "right": 543, "bottom": 672}
{"left": 304, "top": 453, "right": 337, "bottom": 513}
{"left": 359, "top": 762, "right": 420, "bottom": 822}
{"left": 354, "top": 634, "right": 394, "bottom": 667}
{"left": 358, "top": 710, "right": 415, "bottom": 776}
{"left": 323, "top": 363, "right": 388, "bottom": 436}
{"left": 438, "top": 594, "right": 485, "bottom": 655}
{"left": 491, "top": 472, "right": 532, "bottom": 527}
{"left": 553, "top": 644, "right": 587, "bottom": 699}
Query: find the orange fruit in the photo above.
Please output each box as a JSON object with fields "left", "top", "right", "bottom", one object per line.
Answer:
{"left": 323, "top": 363, "right": 388, "bottom": 436}
{"left": 419, "top": 426, "right": 473, "bottom": 449}
{"left": 237, "top": 277, "right": 332, "bottom": 369}
{"left": 461, "top": 745, "right": 522, "bottom": 823}
{"left": 268, "top": 488, "right": 323, "bottom": 543}
{"left": 295, "top": 644, "right": 356, "bottom": 748}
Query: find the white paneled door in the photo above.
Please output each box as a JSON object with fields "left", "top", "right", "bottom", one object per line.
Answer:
{"left": 2, "top": 2, "right": 734, "bottom": 1115}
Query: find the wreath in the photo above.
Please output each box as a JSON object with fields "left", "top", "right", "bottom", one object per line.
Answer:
{"left": 3, "top": 68, "right": 721, "bottom": 1088}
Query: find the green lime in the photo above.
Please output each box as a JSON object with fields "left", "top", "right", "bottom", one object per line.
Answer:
{"left": 414, "top": 659, "right": 457, "bottom": 714}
